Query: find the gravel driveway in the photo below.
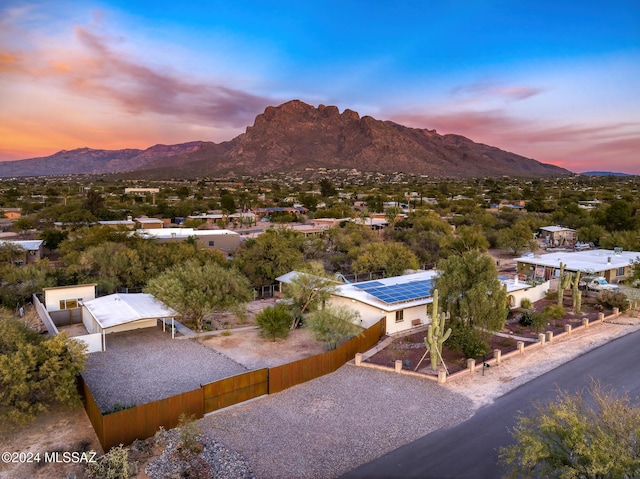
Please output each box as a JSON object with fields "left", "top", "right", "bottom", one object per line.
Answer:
{"left": 202, "top": 364, "right": 476, "bottom": 479}
{"left": 83, "top": 326, "right": 248, "bottom": 412}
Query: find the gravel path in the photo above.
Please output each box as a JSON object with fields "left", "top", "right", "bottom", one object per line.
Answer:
{"left": 202, "top": 365, "right": 475, "bottom": 479}
{"left": 83, "top": 326, "right": 248, "bottom": 413}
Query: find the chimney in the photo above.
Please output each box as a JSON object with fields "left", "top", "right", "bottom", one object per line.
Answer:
{"left": 127, "top": 215, "right": 132, "bottom": 221}
{"left": 607, "top": 256, "right": 611, "bottom": 265}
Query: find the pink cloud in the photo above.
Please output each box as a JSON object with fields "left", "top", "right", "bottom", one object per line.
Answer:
{"left": 450, "top": 82, "right": 544, "bottom": 102}
{"left": 387, "top": 109, "right": 640, "bottom": 174}
{"left": 2, "top": 23, "right": 280, "bottom": 129}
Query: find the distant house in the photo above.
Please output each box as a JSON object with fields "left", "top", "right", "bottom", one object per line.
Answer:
{"left": 99, "top": 215, "right": 136, "bottom": 229}
{"left": 0, "top": 239, "right": 44, "bottom": 265}
{"left": 138, "top": 227, "right": 241, "bottom": 256}
{"left": 134, "top": 217, "right": 165, "bottom": 229}
{"left": 2, "top": 208, "right": 21, "bottom": 220}
{"left": 515, "top": 248, "right": 639, "bottom": 284}
{"left": 538, "top": 226, "right": 577, "bottom": 247}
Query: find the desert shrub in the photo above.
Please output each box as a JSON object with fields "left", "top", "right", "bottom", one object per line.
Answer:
{"left": 597, "top": 290, "right": 629, "bottom": 311}
{"left": 0, "top": 315, "right": 87, "bottom": 424}
{"left": 86, "top": 445, "right": 134, "bottom": 479}
{"left": 448, "top": 324, "right": 488, "bottom": 359}
{"left": 518, "top": 310, "right": 534, "bottom": 326}
{"left": 545, "top": 290, "right": 558, "bottom": 301}
{"left": 520, "top": 298, "right": 533, "bottom": 309}
{"left": 176, "top": 413, "right": 203, "bottom": 458}
{"left": 255, "top": 304, "right": 292, "bottom": 340}
{"left": 543, "top": 304, "right": 566, "bottom": 320}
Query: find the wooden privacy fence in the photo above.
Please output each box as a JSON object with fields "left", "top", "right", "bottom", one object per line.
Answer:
{"left": 80, "top": 318, "right": 385, "bottom": 451}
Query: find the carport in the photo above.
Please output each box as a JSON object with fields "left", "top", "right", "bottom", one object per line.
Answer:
{"left": 81, "top": 293, "right": 179, "bottom": 349}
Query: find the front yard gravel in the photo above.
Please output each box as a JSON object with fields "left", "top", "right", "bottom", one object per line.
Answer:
{"left": 202, "top": 364, "right": 475, "bottom": 479}
{"left": 83, "top": 326, "right": 248, "bottom": 413}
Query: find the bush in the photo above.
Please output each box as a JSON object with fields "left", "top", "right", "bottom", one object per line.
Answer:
{"left": 0, "top": 315, "right": 87, "bottom": 424}
{"left": 543, "top": 304, "right": 566, "bottom": 320}
{"left": 520, "top": 298, "right": 533, "bottom": 309}
{"left": 545, "top": 290, "right": 558, "bottom": 301}
{"left": 86, "top": 445, "right": 134, "bottom": 479}
{"left": 518, "top": 310, "right": 534, "bottom": 326}
{"left": 597, "top": 290, "right": 629, "bottom": 311}
{"left": 255, "top": 304, "right": 292, "bottom": 341}
{"left": 449, "top": 325, "right": 488, "bottom": 359}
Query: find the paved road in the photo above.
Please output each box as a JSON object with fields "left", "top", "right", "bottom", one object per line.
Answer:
{"left": 341, "top": 328, "right": 640, "bottom": 479}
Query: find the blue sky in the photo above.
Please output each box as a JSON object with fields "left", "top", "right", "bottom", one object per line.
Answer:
{"left": 1, "top": 0, "right": 639, "bottom": 173}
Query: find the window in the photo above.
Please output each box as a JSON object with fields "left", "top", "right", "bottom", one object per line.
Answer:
{"left": 395, "top": 310, "right": 404, "bottom": 323}
{"left": 208, "top": 240, "right": 215, "bottom": 246}
{"left": 59, "top": 299, "right": 79, "bottom": 310}
{"left": 616, "top": 267, "right": 625, "bottom": 277}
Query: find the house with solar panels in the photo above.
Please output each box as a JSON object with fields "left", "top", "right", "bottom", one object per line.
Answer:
{"left": 330, "top": 271, "right": 439, "bottom": 335}
{"left": 277, "top": 269, "right": 553, "bottom": 336}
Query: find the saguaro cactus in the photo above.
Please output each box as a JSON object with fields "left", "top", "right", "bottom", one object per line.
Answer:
{"left": 425, "top": 289, "right": 452, "bottom": 371}
{"left": 572, "top": 270, "right": 582, "bottom": 313}
{"left": 557, "top": 262, "right": 572, "bottom": 307}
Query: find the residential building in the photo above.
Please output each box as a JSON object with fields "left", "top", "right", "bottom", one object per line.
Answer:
{"left": 515, "top": 248, "right": 639, "bottom": 284}
{"left": 538, "top": 226, "right": 577, "bottom": 247}
{"left": 137, "top": 227, "right": 241, "bottom": 255}
{"left": 0, "top": 239, "right": 44, "bottom": 265}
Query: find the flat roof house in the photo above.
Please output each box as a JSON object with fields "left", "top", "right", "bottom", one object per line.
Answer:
{"left": 538, "top": 226, "right": 577, "bottom": 247}
{"left": 138, "top": 227, "right": 241, "bottom": 256}
{"left": 515, "top": 248, "right": 639, "bottom": 284}
{"left": 278, "top": 269, "right": 552, "bottom": 335}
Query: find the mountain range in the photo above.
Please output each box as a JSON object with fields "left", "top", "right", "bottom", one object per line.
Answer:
{"left": 0, "top": 100, "right": 571, "bottom": 179}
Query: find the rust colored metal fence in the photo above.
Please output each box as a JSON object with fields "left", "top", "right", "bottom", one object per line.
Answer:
{"left": 269, "top": 319, "right": 385, "bottom": 394}
{"left": 80, "top": 318, "right": 385, "bottom": 451}
{"left": 203, "top": 368, "right": 268, "bottom": 414}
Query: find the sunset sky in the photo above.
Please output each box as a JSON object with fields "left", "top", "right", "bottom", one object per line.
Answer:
{"left": 1, "top": 1, "right": 639, "bottom": 174}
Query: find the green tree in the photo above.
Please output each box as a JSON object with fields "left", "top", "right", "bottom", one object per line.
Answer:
{"left": 220, "top": 193, "right": 236, "bottom": 213}
{"left": 433, "top": 250, "right": 507, "bottom": 332}
{"left": 146, "top": 260, "right": 253, "bottom": 331}
{"left": 600, "top": 199, "right": 636, "bottom": 231}
{"left": 440, "top": 224, "right": 489, "bottom": 256}
{"left": 496, "top": 221, "right": 538, "bottom": 255}
{"left": 83, "top": 189, "right": 105, "bottom": 215}
{"left": 307, "top": 304, "right": 362, "bottom": 350}
{"left": 500, "top": 382, "right": 640, "bottom": 478}
{"left": 39, "top": 228, "right": 68, "bottom": 250}
{"left": 12, "top": 216, "right": 36, "bottom": 235}
{"left": 319, "top": 179, "right": 336, "bottom": 198}
{"left": 282, "top": 262, "right": 339, "bottom": 329}
{"left": 255, "top": 304, "right": 292, "bottom": 341}
{"left": 233, "top": 228, "right": 304, "bottom": 287}
{"left": 352, "top": 242, "right": 419, "bottom": 277}
{"left": 0, "top": 242, "right": 25, "bottom": 264}
{"left": 0, "top": 314, "right": 87, "bottom": 424}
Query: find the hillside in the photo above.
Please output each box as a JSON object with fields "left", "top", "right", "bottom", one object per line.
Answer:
{"left": 0, "top": 101, "right": 571, "bottom": 179}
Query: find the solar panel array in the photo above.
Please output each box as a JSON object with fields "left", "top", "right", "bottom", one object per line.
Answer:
{"left": 353, "top": 279, "right": 433, "bottom": 304}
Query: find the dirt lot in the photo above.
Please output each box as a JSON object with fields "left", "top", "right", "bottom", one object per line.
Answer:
{"left": 203, "top": 327, "right": 327, "bottom": 369}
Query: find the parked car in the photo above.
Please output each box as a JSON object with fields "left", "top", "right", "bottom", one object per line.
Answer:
{"left": 578, "top": 276, "right": 620, "bottom": 292}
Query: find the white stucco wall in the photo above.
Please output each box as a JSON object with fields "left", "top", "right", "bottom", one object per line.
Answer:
{"left": 72, "top": 333, "right": 104, "bottom": 353}
{"left": 507, "top": 281, "right": 551, "bottom": 308}
{"left": 329, "top": 296, "right": 382, "bottom": 329}
{"left": 329, "top": 296, "right": 432, "bottom": 335}
{"left": 44, "top": 284, "right": 96, "bottom": 312}
{"left": 385, "top": 304, "right": 431, "bottom": 335}
{"left": 82, "top": 305, "right": 100, "bottom": 334}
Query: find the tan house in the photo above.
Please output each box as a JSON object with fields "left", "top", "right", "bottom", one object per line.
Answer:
{"left": 538, "top": 226, "right": 577, "bottom": 247}
{"left": 138, "top": 227, "right": 241, "bottom": 256}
